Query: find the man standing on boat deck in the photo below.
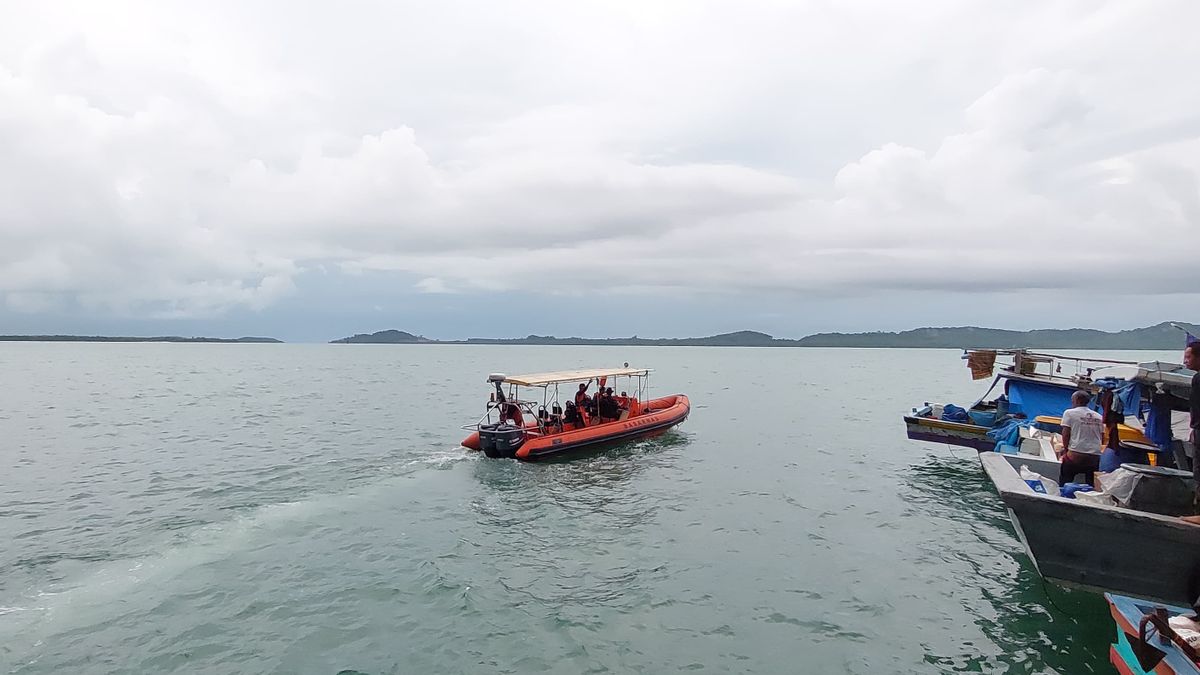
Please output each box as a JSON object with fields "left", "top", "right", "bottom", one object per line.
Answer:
{"left": 1058, "top": 390, "right": 1104, "bottom": 486}
{"left": 1184, "top": 343, "right": 1200, "bottom": 489}
{"left": 575, "top": 382, "right": 592, "bottom": 426}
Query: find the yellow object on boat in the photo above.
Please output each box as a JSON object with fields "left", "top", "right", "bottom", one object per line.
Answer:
{"left": 1033, "top": 415, "right": 1152, "bottom": 445}
{"left": 1115, "top": 425, "right": 1151, "bottom": 445}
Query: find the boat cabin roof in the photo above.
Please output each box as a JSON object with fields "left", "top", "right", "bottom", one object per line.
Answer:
{"left": 1090, "top": 361, "right": 1195, "bottom": 397}
{"left": 501, "top": 367, "right": 650, "bottom": 386}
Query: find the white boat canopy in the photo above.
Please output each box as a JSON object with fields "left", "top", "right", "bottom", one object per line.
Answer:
{"left": 501, "top": 367, "right": 651, "bottom": 387}
{"left": 1090, "top": 361, "right": 1194, "bottom": 394}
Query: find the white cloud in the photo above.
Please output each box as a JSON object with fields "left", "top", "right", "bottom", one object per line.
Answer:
{"left": 414, "top": 277, "right": 454, "bottom": 294}
{"left": 0, "top": 0, "right": 1198, "bottom": 320}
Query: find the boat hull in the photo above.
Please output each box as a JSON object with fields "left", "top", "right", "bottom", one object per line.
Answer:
{"left": 981, "top": 452, "right": 1200, "bottom": 606}
{"left": 904, "top": 415, "right": 995, "bottom": 452}
{"left": 463, "top": 394, "right": 690, "bottom": 461}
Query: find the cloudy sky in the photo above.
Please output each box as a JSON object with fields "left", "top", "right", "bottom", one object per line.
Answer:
{"left": 1, "top": 1, "right": 1198, "bottom": 341}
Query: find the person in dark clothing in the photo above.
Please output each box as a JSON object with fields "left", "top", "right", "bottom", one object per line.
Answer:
{"left": 574, "top": 382, "right": 592, "bottom": 426}
{"left": 1181, "top": 343, "right": 1200, "bottom": 525}
{"left": 1099, "top": 410, "right": 1130, "bottom": 472}
{"left": 564, "top": 401, "right": 583, "bottom": 428}
{"left": 599, "top": 387, "right": 620, "bottom": 421}
{"left": 1185, "top": 344, "right": 1200, "bottom": 491}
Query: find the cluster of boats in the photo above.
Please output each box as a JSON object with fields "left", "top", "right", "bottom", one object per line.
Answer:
{"left": 457, "top": 350, "right": 1198, "bottom": 671}
{"left": 906, "top": 348, "right": 1200, "bottom": 673}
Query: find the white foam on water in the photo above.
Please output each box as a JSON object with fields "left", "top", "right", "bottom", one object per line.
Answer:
{"left": 1, "top": 513, "right": 280, "bottom": 654}
{"left": 0, "top": 606, "right": 46, "bottom": 615}
{"left": 0, "top": 448, "right": 476, "bottom": 662}
{"left": 400, "top": 446, "right": 475, "bottom": 471}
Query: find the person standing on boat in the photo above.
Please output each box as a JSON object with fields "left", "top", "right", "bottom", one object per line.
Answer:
{"left": 575, "top": 382, "right": 592, "bottom": 426}
{"left": 1098, "top": 398, "right": 1128, "bottom": 473}
{"left": 1058, "top": 390, "right": 1104, "bottom": 486}
{"left": 1184, "top": 343, "right": 1200, "bottom": 489}
{"left": 599, "top": 387, "right": 620, "bottom": 421}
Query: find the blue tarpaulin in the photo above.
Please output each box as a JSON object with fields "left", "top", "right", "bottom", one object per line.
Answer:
{"left": 940, "top": 404, "right": 970, "bottom": 423}
{"left": 987, "top": 418, "right": 1034, "bottom": 452}
{"left": 1092, "top": 377, "right": 1143, "bottom": 418}
{"left": 1145, "top": 394, "right": 1174, "bottom": 449}
{"left": 1006, "top": 379, "right": 1076, "bottom": 419}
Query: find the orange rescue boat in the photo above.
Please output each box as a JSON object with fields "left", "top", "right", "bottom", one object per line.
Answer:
{"left": 461, "top": 367, "right": 690, "bottom": 460}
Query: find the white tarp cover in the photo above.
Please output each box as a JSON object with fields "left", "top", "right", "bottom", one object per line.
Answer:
{"left": 503, "top": 368, "right": 650, "bottom": 386}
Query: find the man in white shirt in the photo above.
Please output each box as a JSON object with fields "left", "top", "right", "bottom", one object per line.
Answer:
{"left": 1059, "top": 390, "right": 1104, "bottom": 486}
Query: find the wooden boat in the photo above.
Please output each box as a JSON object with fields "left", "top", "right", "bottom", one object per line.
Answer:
{"left": 461, "top": 367, "right": 690, "bottom": 461}
{"left": 904, "top": 408, "right": 1000, "bottom": 452}
{"left": 981, "top": 452, "right": 1200, "bottom": 606}
{"left": 1107, "top": 593, "right": 1200, "bottom": 674}
{"left": 905, "top": 350, "right": 1095, "bottom": 452}
{"left": 908, "top": 352, "right": 1180, "bottom": 476}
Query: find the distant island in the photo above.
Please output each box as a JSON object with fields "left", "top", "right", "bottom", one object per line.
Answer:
{"left": 331, "top": 322, "right": 1199, "bottom": 350}
{"left": 793, "top": 322, "right": 1200, "bottom": 350}
{"left": 332, "top": 329, "right": 794, "bottom": 346}
{"left": 330, "top": 330, "right": 435, "bottom": 344}
{"left": 2, "top": 322, "right": 1194, "bottom": 349}
{"left": 0, "top": 335, "right": 282, "bottom": 343}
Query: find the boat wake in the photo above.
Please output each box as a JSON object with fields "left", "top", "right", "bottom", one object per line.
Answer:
{"left": 0, "top": 446, "right": 477, "bottom": 661}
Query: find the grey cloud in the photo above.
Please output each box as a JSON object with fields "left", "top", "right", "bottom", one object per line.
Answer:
{"left": 1, "top": 1, "right": 1198, "bottom": 319}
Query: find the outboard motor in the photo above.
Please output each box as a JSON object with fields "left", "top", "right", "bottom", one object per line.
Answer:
{"left": 479, "top": 373, "right": 526, "bottom": 458}
{"left": 478, "top": 422, "right": 526, "bottom": 458}
{"left": 478, "top": 423, "right": 499, "bottom": 455}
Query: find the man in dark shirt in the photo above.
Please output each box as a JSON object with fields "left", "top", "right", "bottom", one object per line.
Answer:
{"left": 599, "top": 387, "right": 620, "bottom": 421}
{"left": 1186, "top": 344, "right": 1200, "bottom": 485}
{"left": 574, "top": 382, "right": 592, "bottom": 426}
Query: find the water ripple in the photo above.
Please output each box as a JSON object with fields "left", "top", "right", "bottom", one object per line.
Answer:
{"left": 0, "top": 344, "right": 1142, "bottom": 674}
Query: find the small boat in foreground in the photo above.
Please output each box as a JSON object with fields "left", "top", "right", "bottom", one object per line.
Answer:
{"left": 461, "top": 367, "right": 690, "bottom": 461}
{"left": 981, "top": 452, "right": 1200, "bottom": 606}
{"left": 1107, "top": 592, "right": 1200, "bottom": 674}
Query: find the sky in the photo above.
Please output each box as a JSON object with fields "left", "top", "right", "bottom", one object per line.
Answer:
{"left": 1, "top": 0, "right": 1198, "bottom": 342}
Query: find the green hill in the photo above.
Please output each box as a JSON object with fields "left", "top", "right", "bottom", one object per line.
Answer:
{"left": 330, "top": 322, "right": 1198, "bottom": 349}
{"left": 794, "top": 321, "right": 1200, "bottom": 349}
{"left": 330, "top": 330, "right": 431, "bottom": 344}
{"left": 0, "top": 335, "right": 282, "bottom": 343}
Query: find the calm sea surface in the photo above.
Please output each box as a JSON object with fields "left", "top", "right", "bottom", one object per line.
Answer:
{"left": 0, "top": 344, "right": 1181, "bottom": 674}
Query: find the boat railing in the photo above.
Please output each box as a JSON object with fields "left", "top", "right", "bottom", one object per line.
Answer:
{"left": 962, "top": 348, "right": 1144, "bottom": 394}
{"left": 461, "top": 400, "right": 556, "bottom": 435}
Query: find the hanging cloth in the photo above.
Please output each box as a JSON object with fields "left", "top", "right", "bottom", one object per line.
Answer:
{"left": 967, "top": 350, "right": 998, "bottom": 380}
